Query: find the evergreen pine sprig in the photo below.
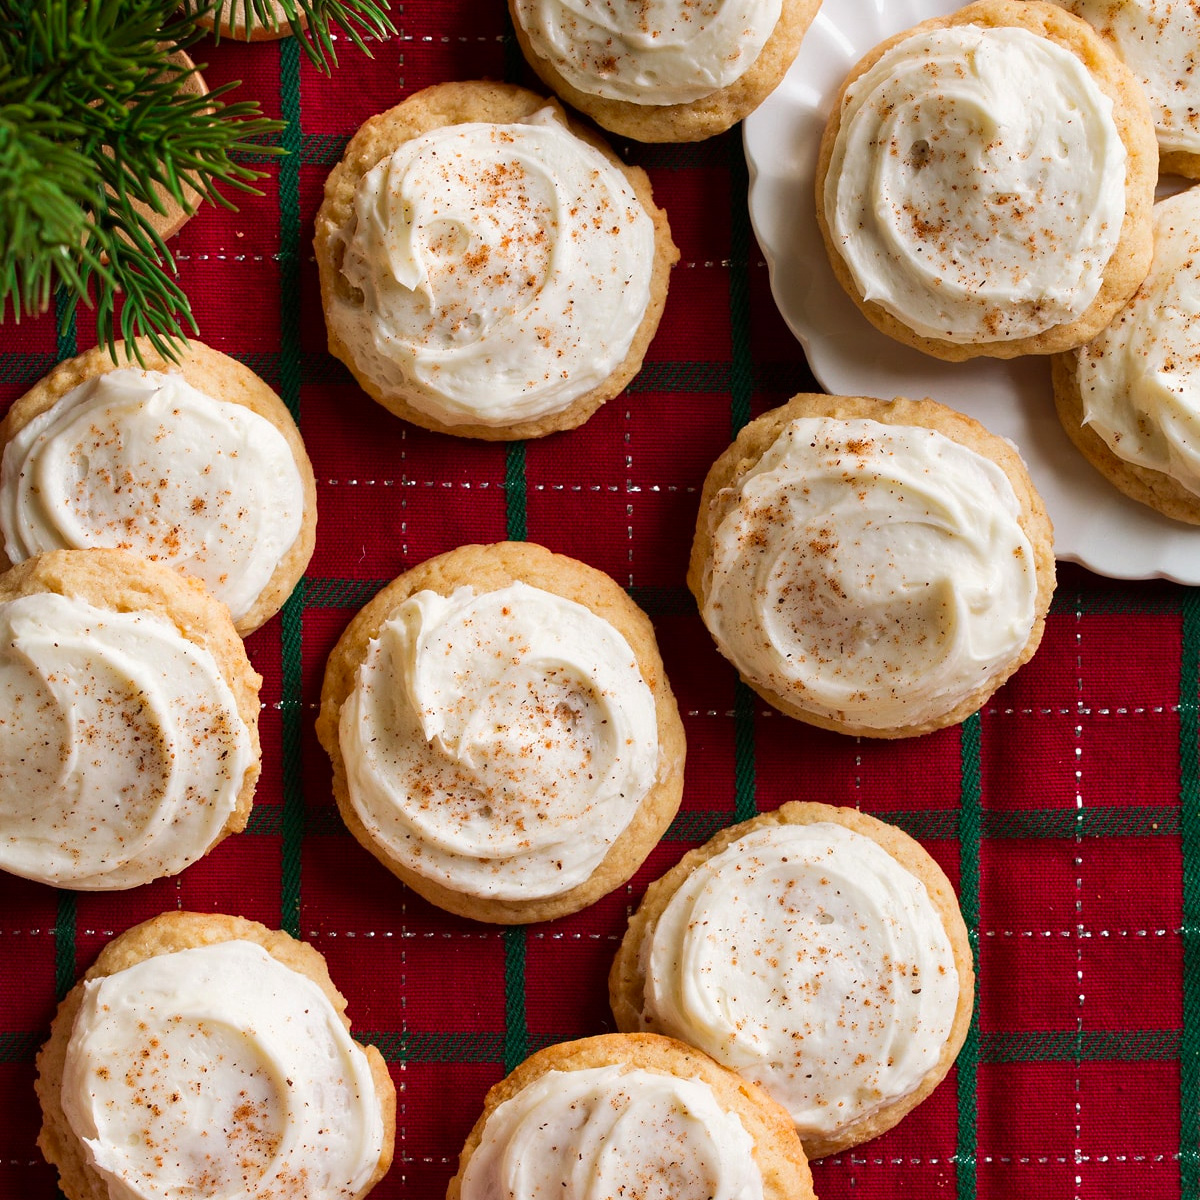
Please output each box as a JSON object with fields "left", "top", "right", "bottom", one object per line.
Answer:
{"left": 0, "top": 0, "right": 285, "bottom": 362}
{"left": 204, "top": 0, "right": 396, "bottom": 72}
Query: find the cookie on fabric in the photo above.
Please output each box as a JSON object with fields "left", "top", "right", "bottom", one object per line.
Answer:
{"left": 0, "top": 338, "right": 316, "bottom": 636}
{"left": 313, "top": 80, "right": 678, "bottom": 440}
{"left": 609, "top": 802, "right": 975, "bottom": 1159}
{"left": 688, "top": 393, "right": 1056, "bottom": 738}
{"left": 317, "top": 541, "right": 686, "bottom": 924}
{"left": 36, "top": 911, "right": 395, "bottom": 1200}
{"left": 1048, "top": 0, "right": 1200, "bottom": 179}
{"left": 446, "top": 1032, "right": 815, "bottom": 1200}
{"left": 507, "top": 0, "right": 821, "bottom": 142}
{"left": 1052, "top": 187, "right": 1200, "bottom": 523}
{"left": 0, "top": 549, "right": 261, "bottom": 890}
{"left": 815, "top": 0, "right": 1158, "bottom": 360}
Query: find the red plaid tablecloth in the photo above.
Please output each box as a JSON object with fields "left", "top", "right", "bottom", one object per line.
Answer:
{"left": 1, "top": 4, "right": 1195, "bottom": 1198}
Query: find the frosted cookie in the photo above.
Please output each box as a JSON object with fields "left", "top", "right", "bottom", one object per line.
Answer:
{"left": 447, "top": 1033, "right": 815, "bottom": 1200}
{"left": 317, "top": 541, "right": 686, "bottom": 924}
{"left": 1049, "top": 0, "right": 1200, "bottom": 178}
{"left": 688, "top": 393, "right": 1055, "bottom": 738}
{"left": 816, "top": 0, "right": 1158, "bottom": 360}
{"left": 610, "top": 803, "right": 975, "bottom": 1158}
{"left": 37, "top": 911, "right": 395, "bottom": 1200}
{"left": 508, "top": 0, "right": 820, "bottom": 142}
{"left": 1052, "top": 187, "right": 1200, "bottom": 522}
{"left": 313, "top": 81, "right": 677, "bottom": 440}
{"left": 0, "top": 549, "right": 261, "bottom": 890}
{"left": 0, "top": 339, "right": 316, "bottom": 636}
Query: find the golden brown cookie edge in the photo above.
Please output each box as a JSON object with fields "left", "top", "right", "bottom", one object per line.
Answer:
{"left": 316, "top": 540, "right": 686, "bottom": 924}
{"left": 608, "top": 801, "right": 975, "bottom": 1159}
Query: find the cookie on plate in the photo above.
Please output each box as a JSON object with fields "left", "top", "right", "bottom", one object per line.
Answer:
{"left": 317, "top": 541, "right": 686, "bottom": 924}
{"left": 610, "top": 803, "right": 975, "bottom": 1159}
{"left": 0, "top": 338, "right": 316, "bottom": 635}
{"left": 447, "top": 1033, "right": 815, "bottom": 1200}
{"left": 816, "top": 0, "right": 1157, "bottom": 360}
{"left": 37, "top": 911, "right": 395, "bottom": 1200}
{"left": 313, "top": 81, "right": 677, "bottom": 440}
{"left": 0, "top": 549, "right": 261, "bottom": 890}
{"left": 508, "top": 0, "right": 821, "bottom": 142}
{"left": 1048, "top": 0, "right": 1200, "bottom": 178}
{"left": 688, "top": 393, "right": 1055, "bottom": 738}
{"left": 1052, "top": 186, "right": 1200, "bottom": 523}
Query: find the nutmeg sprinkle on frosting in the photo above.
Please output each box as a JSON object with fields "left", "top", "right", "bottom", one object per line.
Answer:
{"left": 339, "top": 582, "right": 659, "bottom": 901}
{"left": 824, "top": 22, "right": 1127, "bottom": 343}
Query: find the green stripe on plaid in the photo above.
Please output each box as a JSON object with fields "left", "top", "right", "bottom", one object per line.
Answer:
{"left": 0, "top": 1024, "right": 1175, "bottom": 1067}
{"left": 0, "top": 353, "right": 56, "bottom": 384}
{"left": 55, "top": 283, "right": 77, "bottom": 364}
{"left": 733, "top": 681, "right": 757, "bottom": 823}
{"left": 278, "top": 37, "right": 305, "bottom": 940}
{"left": 0, "top": 353, "right": 798, "bottom": 396}
{"left": 286, "top": 579, "right": 1199, "bottom": 625}
{"left": 503, "top": 927, "right": 530, "bottom": 1072}
{"left": 984, "top": 1029, "right": 1182, "bottom": 1063}
{"left": 292, "top": 804, "right": 1181, "bottom": 843}
{"left": 505, "top": 443, "right": 528, "bottom": 543}
{"left": 957, "top": 713, "right": 983, "bottom": 1200}
{"left": 54, "top": 891, "right": 77, "bottom": 1002}
{"left": 0, "top": 1032, "right": 41, "bottom": 1063}
{"left": 362, "top": 1030, "right": 562, "bottom": 1064}
{"left": 1179, "top": 591, "right": 1200, "bottom": 1197}
{"left": 333, "top": 1027, "right": 1185, "bottom": 1067}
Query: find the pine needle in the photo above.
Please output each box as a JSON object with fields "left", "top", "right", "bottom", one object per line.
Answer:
{"left": 201, "top": 0, "right": 396, "bottom": 73}
{"left": 0, "top": 0, "right": 286, "bottom": 363}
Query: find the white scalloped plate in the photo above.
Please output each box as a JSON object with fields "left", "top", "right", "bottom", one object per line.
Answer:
{"left": 744, "top": 0, "right": 1200, "bottom": 582}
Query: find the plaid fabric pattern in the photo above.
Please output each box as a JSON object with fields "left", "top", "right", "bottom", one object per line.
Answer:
{"left": 1, "top": 4, "right": 1195, "bottom": 1198}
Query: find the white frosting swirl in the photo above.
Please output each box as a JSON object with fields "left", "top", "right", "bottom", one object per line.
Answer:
{"left": 824, "top": 23, "right": 1127, "bottom": 343}
{"left": 332, "top": 109, "right": 655, "bottom": 427}
{"left": 0, "top": 593, "right": 253, "bottom": 889}
{"left": 339, "top": 582, "right": 659, "bottom": 900}
{"left": 0, "top": 369, "right": 305, "bottom": 623}
{"left": 1051, "top": 0, "right": 1200, "bottom": 157}
{"left": 640, "top": 822, "right": 960, "bottom": 1137}
{"left": 61, "top": 940, "right": 386, "bottom": 1200}
{"left": 702, "top": 416, "right": 1038, "bottom": 730}
{"left": 513, "top": 0, "right": 783, "bottom": 105}
{"left": 460, "top": 1065, "right": 764, "bottom": 1200}
{"left": 1076, "top": 188, "right": 1200, "bottom": 494}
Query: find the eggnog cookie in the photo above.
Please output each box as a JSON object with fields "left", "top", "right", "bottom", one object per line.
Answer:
{"left": 816, "top": 0, "right": 1158, "bottom": 360}
{"left": 317, "top": 541, "right": 686, "bottom": 924}
{"left": 610, "top": 803, "right": 975, "bottom": 1159}
{"left": 0, "top": 338, "right": 316, "bottom": 635}
{"left": 508, "top": 0, "right": 820, "bottom": 142}
{"left": 0, "top": 549, "right": 261, "bottom": 890}
{"left": 37, "top": 911, "right": 395, "bottom": 1200}
{"left": 1052, "top": 187, "right": 1200, "bottom": 522}
{"left": 688, "top": 393, "right": 1055, "bottom": 738}
{"left": 447, "top": 1033, "right": 815, "bottom": 1200}
{"left": 313, "top": 81, "right": 677, "bottom": 440}
{"left": 1049, "top": 0, "right": 1200, "bottom": 178}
